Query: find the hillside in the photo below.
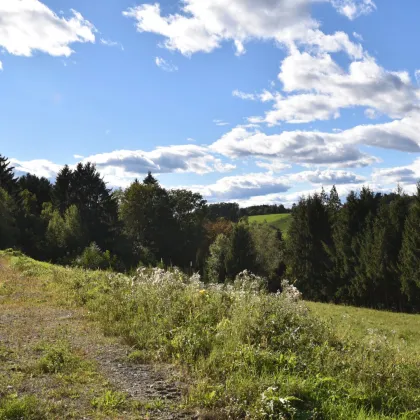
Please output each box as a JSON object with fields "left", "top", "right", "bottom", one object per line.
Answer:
{"left": 248, "top": 213, "right": 292, "bottom": 235}
{"left": 2, "top": 250, "right": 420, "bottom": 419}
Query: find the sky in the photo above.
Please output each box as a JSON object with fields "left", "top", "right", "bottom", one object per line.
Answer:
{"left": 1, "top": 0, "right": 420, "bottom": 207}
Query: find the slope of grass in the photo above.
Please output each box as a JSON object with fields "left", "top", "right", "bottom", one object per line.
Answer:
{"left": 308, "top": 301, "right": 420, "bottom": 358}
{"left": 248, "top": 213, "right": 292, "bottom": 235}
{"left": 2, "top": 249, "right": 420, "bottom": 419}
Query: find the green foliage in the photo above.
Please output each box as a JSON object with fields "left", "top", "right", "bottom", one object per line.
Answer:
{"left": 399, "top": 184, "right": 420, "bottom": 306}
{"left": 0, "top": 154, "right": 17, "bottom": 195}
{"left": 74, "top": 242, "right": 116, "bottom": 270}
{"left": 287, "top": 191, "right": 332, "bottom": 301}
{"left": 43, "top": 204, "right": 85, "bottom": 261}
{"left": 40, "top": 262, "right": 420, "bottom": 419}
{"left": 0, "top": 395, "right": 45, "bottom": 420}
{"left": 0, "top": 188, "right": 18, "bottom": 248}
{"left": 37, "top": 342, "right": 80, "bottom": 374}
{"left": 206, "top": 233, "right": 230, "bottom": 283}
{"left": 91, "top": 390, "right": 126, "bottom": 412}
{"left": 249, "top": 222, "right": 286, "bottom": 291}
{"left": 226, "top": 222, "right": 257, "bottom": 279}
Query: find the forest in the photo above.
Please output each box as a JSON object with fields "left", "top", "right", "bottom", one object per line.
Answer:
{"left": 1, "top": 153, "right": 420, "bottom": 312}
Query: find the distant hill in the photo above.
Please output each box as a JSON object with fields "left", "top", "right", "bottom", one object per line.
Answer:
{"left": 248, "top": 213, "right": 292, "bottom": 236}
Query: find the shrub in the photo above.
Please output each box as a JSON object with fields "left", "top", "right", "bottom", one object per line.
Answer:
{"left": 74, "top": 242, "right": 116, "bottom": 270}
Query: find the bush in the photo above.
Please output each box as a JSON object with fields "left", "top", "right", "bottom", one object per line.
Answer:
{"left": 74, "top": 242, "right": 117, "bottom": 270}
{"left": 50, "top": 266, "right": 420, "bottom": 419}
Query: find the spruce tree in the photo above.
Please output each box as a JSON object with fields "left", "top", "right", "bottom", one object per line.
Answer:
{"left": 0, "top": 155, "right": 17, "bottom": 195}
{"left": 399, "top": 183, "right": 420, "bottom": 308}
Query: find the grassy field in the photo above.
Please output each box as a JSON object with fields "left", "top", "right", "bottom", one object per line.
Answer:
{"left": 248, "top": 213, "right": 292, "bottom": 235}
{"left": 2, "top": 249, "right": 420, "bottom": 419}
{"left": 308, "top": 301, "right": 420, "bottom": 358}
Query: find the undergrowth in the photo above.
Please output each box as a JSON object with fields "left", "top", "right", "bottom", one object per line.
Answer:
{"left": 2, "top": 249, "right": 420, "bottom": 419}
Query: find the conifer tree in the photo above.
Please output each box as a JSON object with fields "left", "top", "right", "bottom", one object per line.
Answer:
{"left": 399, "top": 183, "right": 420, "bottom": 307}
{"left": 0, "top": 155, "right": 17, "bottom": 195}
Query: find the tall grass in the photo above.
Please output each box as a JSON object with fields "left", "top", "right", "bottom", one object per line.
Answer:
{"left": 2, "top": 250, "right": 420, "bottom": 419}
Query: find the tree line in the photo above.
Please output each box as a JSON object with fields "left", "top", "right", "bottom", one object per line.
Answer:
{"left": 287, "top": 185, "right": 420, "bottom": 312}
{"left": 2, "top": 152, "right": 420, "bottom": 312}
{"left": 0, "top": 154, "right": 285, "bottom": 285}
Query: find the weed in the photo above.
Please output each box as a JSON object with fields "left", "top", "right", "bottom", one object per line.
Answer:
{"left": 91, "top": 390, "right": 126, "bottom": 412}
{"left": 0, "top": 394, "right": 45, "bottom": 420}
{"left": 36, "top": 342, "right": 79, "bottom": 374}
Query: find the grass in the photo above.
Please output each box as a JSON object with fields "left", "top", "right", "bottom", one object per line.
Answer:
{"left": 0, "top": 251, "right": 178, "bottom": 419}
{"left": 248, "top": 213, "right": 292, "bottom": 236}
{"left": 2, "top": 249, "right": 420, "bottom": 419}
{"left": 308, "top": 301, "right": 420, "bottom": 358}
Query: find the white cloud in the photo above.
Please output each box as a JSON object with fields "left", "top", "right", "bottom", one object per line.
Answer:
{"left": 10, "top": 146, "right": 237, "bottom": 188}
{"left": 353, "top": 31, "right": 363, "bottom": 42}
{"left": 364, "top": 108, "right": 380, "bottom": 120}
{"left": 187, "top": 169, "right": 365, "bottom": 203}
{"left": 100, "top": 38, "right": 124, "bottom": 50}
{"left": 290, "top": 169, "right": 365, "bottom": 184}
{"left": 211, "top": 112, "right": 420, "bottom": 167}
{"left": 372, "top": 159, "right": 420, "bottom": 187}
{"left": 10, "top": 159, "right": 62, "bottom": 179}
{"left": 192, "top": 172, "right": 291, "bottom": 200}
{"left": 0, "top": 1, "right": 95, "bottom": 60}
{"left": 123, "top": 0, "right": 364, "bottom": 58}
{"left": 415, "top": 70, "right": 420, "bottom": 86}
{"left": 155, "top": 56, "right": 178, "bottom": 72}
{"left": 210, "top": 126, "right": 377, "bottom": 168}
{"left": 248, "top": 51, "right": 420, "bottom": 125}
{"left": 213, "top": 119, "right": 230, "bottom": 126}
{"left": 83, "top": 145, "right": 236, "bottom": 181}
{"left": 0, "top": 61, "right": 3, "bottom": 71}
{"left": 256, "top": 160, "right": 291, "bottom": 172}
{"left": 332, "top": 0, "right": 376, "bottom": 20}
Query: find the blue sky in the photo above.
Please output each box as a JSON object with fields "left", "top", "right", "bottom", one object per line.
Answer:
{"left": 1, "top": 0, "right": 420, "bottom": 206}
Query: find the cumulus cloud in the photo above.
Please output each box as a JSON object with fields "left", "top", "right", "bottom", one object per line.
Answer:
{"left": 212, "top": 112, "right": 420, "bottom": 167}
{"left": 332, "top": 0, "right": 376, "bottom": 20}
{"left": 0, "top": 0, "right": 95, "bottom": 59}
{"left": 290, "top": 169, "right": 365, "bottom": 184}
{"left": 246, "top": 51, "right": 420, "bottom": 125}
{"left": 187, "top": 169, "right": 366, "bottom": 204}
{"left": 372, "top": 159, "right": 420, "bottom": 186}
{"left": 123, "top": 0, "right": 364, "bottom": 58}
{"left": 155, "top": 57, "right": 178, "bottom": 72}
{"left": 10, "top": 159, "right": 62, "bottom": 179}
{"left": 83, "top": 145, "right": 236, "bottom": 181}
{"left": 415, "top": 70, "right": 420, "bottom": 86}
{"left": 210, "top": 126, "right": 377, "bottom": 168}
{"left": 192, "top": 172, "right": 291, "bottom": 200}
{"left": 256, "top": 160, "right": 291, "bottom": 172}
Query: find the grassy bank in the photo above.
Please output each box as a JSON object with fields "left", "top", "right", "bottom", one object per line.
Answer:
{"left": 2, "top": 250, "right": 420, "bottom": 419}
{"left": 248, "top": 214, "right": 292, "bottom": 236}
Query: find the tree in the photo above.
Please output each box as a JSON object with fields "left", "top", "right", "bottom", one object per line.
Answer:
{"left": 249, "top": 222, "right": 286, "bottom": 291}
{"left": 44, "top": 205, "right": 84, "bottom": 262}
{"left": 399, "top": 183, "right": 420, "bottom": 308}
{"left": 206, "top": 234, "right": 230, "bottom": 283}
{"left": 0, "top": 155, "right": 17, "bottom": 195}
{"left": 168, "top": 189, "right": 207, "bottom": 268}
{"left": 226, "top": 223, "right": 257, "bottom": 279}
{"left": 207, "top": 203, "right": 240, "bottom": 222}
{"left": 53, "top": 163, "right": 119, "bottom": 251}
{"left": 0, "top": 188, "right": 18, "bottom": 248}
{"left": 120, "top": 180, "right": 174, "bottom": 265}
{"left": 18, "top": 174, "right": 52, "bottom": 213}
{"left": 287, "top": 193, "right": 332, "bottom": 301}
{"left": 143, "top": 171, "right": 159, "bottom": 186}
